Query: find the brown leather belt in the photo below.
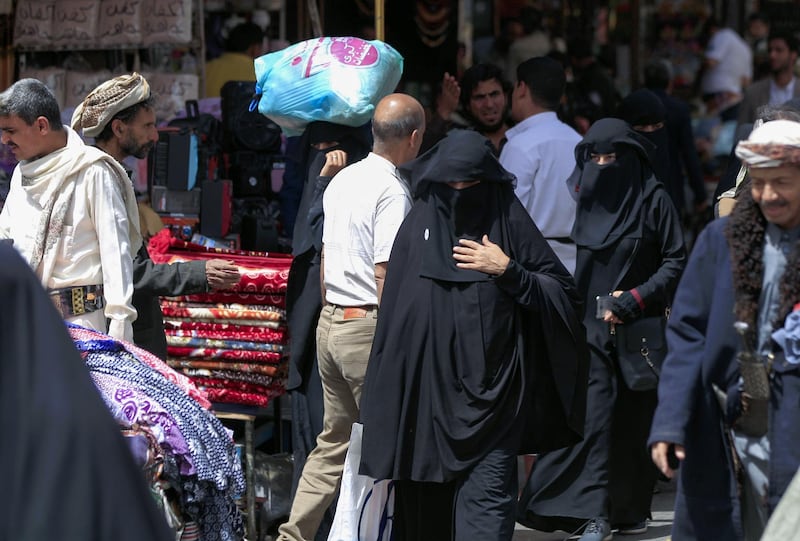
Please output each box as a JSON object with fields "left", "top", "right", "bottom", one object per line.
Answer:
{"left": 49, "top": 284, "right": 105, "bottom": 318}
{"left": 341, "top": 305, "right": 377, "bottom": 320}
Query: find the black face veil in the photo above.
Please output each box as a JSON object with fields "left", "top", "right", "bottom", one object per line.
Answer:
{"left": 568, "top": 118, "right": 656, "bottom": 249}
{"left": 398, "top": 129, "right": 516, "bottom": 282}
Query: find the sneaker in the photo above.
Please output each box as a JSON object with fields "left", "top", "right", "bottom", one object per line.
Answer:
{"left": 578, "top": 518, "right": 613, "bottom": 541}
{"left": 616, "top": 521, "right": 647, "bottom": 535}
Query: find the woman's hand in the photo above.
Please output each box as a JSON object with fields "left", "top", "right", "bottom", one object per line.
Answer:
{"left": 603, "top": 290, "right": 625, "bottom": 323}
{"left": 320, "top": 150, "right": 348, "bottom": 177}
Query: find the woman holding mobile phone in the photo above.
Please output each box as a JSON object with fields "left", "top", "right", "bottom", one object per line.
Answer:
{"left": 518, "top": 118, "right": 687, "bottom": 540}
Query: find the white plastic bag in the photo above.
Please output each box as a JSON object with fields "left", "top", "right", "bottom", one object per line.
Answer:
{"left": 254, "top": 37, "right": 403, "bottom": 136}
{"left": 328, "top": 423, "right": 395, "bottom": 541}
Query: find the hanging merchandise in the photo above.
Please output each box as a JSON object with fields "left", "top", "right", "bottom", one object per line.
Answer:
{"left": 415, "top": 0, "right": 453, "bottom": 48}
{"left": 253, "top": 36, "right": 403, "bottom": 136}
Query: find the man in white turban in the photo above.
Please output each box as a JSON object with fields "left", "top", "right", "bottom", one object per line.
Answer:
{"left": 649, "top": 119, "right": 800, "bottom": 540}
{"left": 0, "top": 78, "right": 140, "bottom": 341}
{"left": 71, "top": 73, "right": 240, "bottom": 359}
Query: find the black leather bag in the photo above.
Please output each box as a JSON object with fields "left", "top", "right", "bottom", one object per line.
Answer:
{"left": 614, "top": 315, "right": 667, "bottom": 391}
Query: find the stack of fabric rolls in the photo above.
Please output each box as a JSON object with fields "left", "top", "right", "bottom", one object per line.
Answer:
{"left": 147, "top": 228, "right": 292, "bottom": 408}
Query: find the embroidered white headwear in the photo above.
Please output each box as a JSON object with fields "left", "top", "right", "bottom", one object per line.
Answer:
{"left": 735, "top": 119, "right": 800, "bottom": 168}
{"left": 71, "top": 73, "right": 150, "bottom": 137}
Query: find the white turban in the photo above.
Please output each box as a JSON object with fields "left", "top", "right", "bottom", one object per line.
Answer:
{"left": 735, "top": 119, "right": 800, "bottom": 168}
{"left": 71, "top": 73, "right": 150, "bottom": 138}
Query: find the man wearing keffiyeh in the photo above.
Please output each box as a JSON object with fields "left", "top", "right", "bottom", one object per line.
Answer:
{"left": 0, "top": 78, "right": 140, "bottom": 341}
{"left": 72, "top": 73, "right": 240, "bottom": 359}
{"left": 649, "top": 119, "right": 800, "bottom": 540}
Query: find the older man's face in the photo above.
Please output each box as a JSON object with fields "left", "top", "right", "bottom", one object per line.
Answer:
{"left": 750, "top": 164, "right": 800, "bottom": 229}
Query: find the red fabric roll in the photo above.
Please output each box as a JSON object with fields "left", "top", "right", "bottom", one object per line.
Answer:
{"left": 164, "top": 325, "right": 288, "bottom": 344}
{"left": 170, "top": 292, "right": 287, "bottom": 308}
{"left": 190, "top": 377, "right": 275, "bottom": 396}
{"left": 166, "top": 359, "right": 285, "bottom": 377}
{"left": 166, "top": 346, "right": 284, "bottom": 363}
{"left": 203, "top": 388, "right": 279, "bottom": 408}
{"left": 160, "top": 303, "right": 284, "bottom": 322}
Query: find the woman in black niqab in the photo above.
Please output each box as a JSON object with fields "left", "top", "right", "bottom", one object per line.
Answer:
{"left": 569, "top": 117, "right": 655, "bottom": 249}
{"left": 0, "top": 243, "right": 173, "bottom": 541}
{"left": 359, "top": 130, "right": 589, "bottom": 540}
{"left": 519, "top": 118, "right": 687, "bottom": 537}
{"left": 616, "top": 89, "right": 675, "bottom": 205}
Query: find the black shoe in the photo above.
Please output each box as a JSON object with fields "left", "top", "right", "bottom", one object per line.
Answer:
{"left": 616, "top": 520, "right": 647, "bottom": 535}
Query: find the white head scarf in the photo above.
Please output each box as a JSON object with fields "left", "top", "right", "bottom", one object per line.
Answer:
{"left": 735, "top": 119, "right": 800, "bottom": 168}
{"left": 71, "top": 73, "right": 150, "bottom": 137}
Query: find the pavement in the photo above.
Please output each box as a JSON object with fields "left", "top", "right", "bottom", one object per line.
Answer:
{"left": 512, "top": 479, "right": 675, "bottom": 541}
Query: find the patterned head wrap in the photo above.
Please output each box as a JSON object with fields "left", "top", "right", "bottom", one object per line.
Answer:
{"left": 735, "top": 119, "right": 800, "bottom": 168}
{"left": 71, "top": 73, "right": 150, "bottom": 137}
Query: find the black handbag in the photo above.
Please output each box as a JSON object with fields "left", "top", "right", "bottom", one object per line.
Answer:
{"left": 614, "top": 314, "right": 667, "bottom": 391}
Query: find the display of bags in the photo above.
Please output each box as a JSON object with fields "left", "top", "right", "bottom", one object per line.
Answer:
{"left": 614, "top": 315, "right": 668, "bottom": 391}
{"left": 328, "top": 423, "right": 394, "bottom": 541}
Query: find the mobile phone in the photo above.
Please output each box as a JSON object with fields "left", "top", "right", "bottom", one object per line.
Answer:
{"left": 667, "top": 444, "right": 680, "bottom": 470}
{"left": 595, "top": 295, "right": 614, "bottom": 319}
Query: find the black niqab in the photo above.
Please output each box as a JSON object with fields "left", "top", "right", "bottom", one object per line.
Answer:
{"left": 569, "top": 118, "right": 658, "bottom": 249}
{"left": 617, "top": 89, "right": 671, "bottom": 191}
{"left": 399, "top": 130, "right": 515, "bottom": 282}
{"left": 290, "top": 120, "right": 372, "bottom": 256}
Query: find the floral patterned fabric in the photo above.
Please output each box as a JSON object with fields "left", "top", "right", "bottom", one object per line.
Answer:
{"left": 164, "top": 323, "right": 287, "bottom": 344}
{"left": 151, "top": 229, "right": 290, "bottom": 408}
{"left": 167, "top": 347, "right": 283, "bottom": 363}
{"left": 68, "top": 323, "right": 246, "bottom": 541}
{"left": 167, "top": 359, "right": 285, "bottom": 377}
{"left": 160, "top": 301, "right": 285, "bottom": 322}
{"left": 69, "top": 324, "right": 210, "bottom": 408}
{"left": 173, "top": 292, "right": 287, "bottom": 308}
{"left": 166, "top": 335, "right": 286, "bottom": 353}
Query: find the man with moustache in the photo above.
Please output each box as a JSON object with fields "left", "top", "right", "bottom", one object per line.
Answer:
{"left": 421, "top": 63, "right": 511, "bottom": 156}
{"left": 649, "top": 119, "right": 800, "bottom": 539}
{"left": 72, "top": 73, "right": 239, "bottom": 357}
{"left": 458, "top": 63, "right": 512, "bottom": 155}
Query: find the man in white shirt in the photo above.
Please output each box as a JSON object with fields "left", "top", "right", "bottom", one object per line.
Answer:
{"left": 277, "top": 93, "right": 426, "bottom": 541}
{"left": 739, "top": 31, "right": 800, "bottom": 126}
{"left": 700, "top": 19, "right": 753, "bottom": 121}
{"left": 0, "top": 79, "right": 140, "bottom": 341}
{"left": 500, "top": 56, "right": 581, "bottom": 274}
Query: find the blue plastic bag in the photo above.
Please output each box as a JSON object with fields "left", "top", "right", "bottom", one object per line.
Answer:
{"left": 254, "top": 37, "right": 404, "bottom": 136}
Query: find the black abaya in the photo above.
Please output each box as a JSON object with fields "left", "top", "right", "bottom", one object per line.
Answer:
{"left": 359, "top": 130, "right": 589, "bottom": 483}
{"left": 0, "top": 244, "right": 173, "bottom": 541}
{"left": 518, "top": 120, "right": 686, "bottom": 532}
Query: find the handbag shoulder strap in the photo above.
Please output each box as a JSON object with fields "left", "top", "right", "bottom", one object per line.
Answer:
{"left": 611, "top": 238, "right": 640, "bottom": 293}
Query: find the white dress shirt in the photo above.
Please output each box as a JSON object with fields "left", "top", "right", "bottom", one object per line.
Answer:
{"left": 322, "top": 152, "right": 412, "bottom": 307}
